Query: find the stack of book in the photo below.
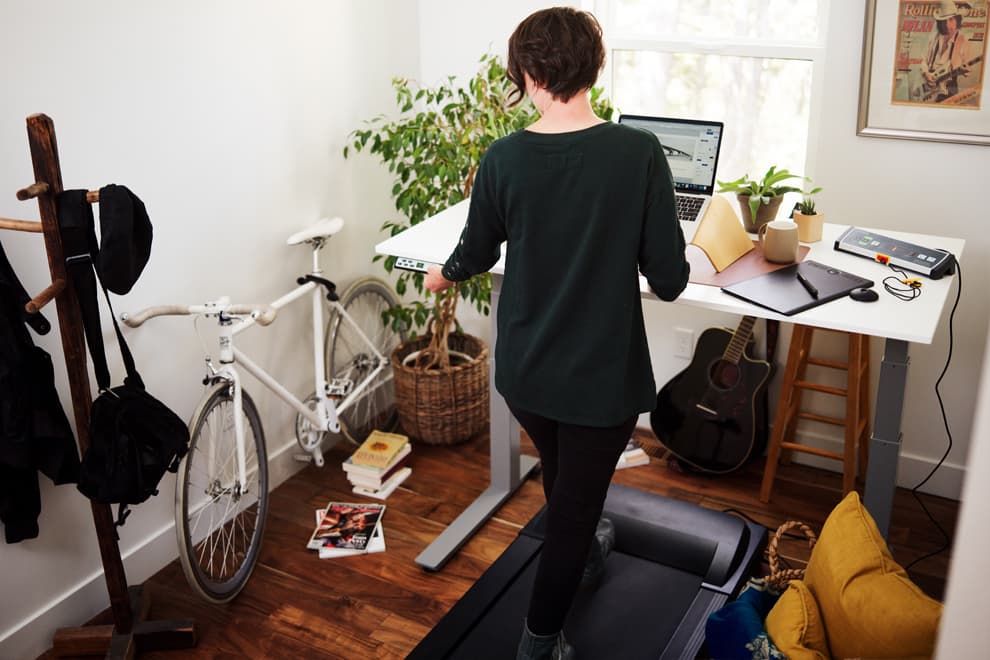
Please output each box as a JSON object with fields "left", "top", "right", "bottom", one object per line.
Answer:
{"left": 307, "top": 502, "right": 386, "bottom": 559}
{"left": 615, "top": 437, "right": 650, "bottom": 470}
{"left": 342, "top": 430, "right": 412, "bottom": 500}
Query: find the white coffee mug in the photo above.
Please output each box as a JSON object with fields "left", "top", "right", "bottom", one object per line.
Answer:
{"left": 758, "top": 220, "right": 800, "bottom": 264}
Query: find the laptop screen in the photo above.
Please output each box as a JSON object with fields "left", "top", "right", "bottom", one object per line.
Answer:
{"left": 618, "top": 115, "right": 724, "bottom": 195}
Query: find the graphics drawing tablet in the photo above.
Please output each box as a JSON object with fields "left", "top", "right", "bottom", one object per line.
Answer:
{"left": 720, "top": 260, "right": 873, "bottom": 316}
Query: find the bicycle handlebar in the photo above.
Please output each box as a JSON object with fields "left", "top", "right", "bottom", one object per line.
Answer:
{"left": 121, "top": 303, "right": 278, "bottom": 327}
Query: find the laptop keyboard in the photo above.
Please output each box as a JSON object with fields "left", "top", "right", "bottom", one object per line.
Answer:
{"left": 675, "top": 194, "right": 705, "bottom": 222}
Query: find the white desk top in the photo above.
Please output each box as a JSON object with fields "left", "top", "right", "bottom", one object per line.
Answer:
{"left": 375, "top": 199, "right": 965, "bottom": 345}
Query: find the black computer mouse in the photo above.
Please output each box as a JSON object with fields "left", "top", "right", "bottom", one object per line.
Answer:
{"left": 849, "top": 287, "right": 879, "bottom": 302}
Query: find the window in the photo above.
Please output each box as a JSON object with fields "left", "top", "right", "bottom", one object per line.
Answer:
{"left": 591, "top": 0, "right": 828, "bottom": 186}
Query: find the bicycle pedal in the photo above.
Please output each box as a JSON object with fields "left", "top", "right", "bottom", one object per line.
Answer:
{"left": 326, "top": 378, "right": 353, "bottom": 398}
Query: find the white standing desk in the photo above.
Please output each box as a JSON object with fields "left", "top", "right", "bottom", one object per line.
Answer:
{"left": 376, "top": 199, "right": 965, "bottom": 571}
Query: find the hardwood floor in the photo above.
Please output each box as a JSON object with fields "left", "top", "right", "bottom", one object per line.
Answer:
{"left": 41, "top": 428, "right": 958, "bottom": 659}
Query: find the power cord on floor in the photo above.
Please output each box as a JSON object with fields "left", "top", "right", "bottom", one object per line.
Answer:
{"left": 903, "top": 255, "right": 961, "bottom": 573}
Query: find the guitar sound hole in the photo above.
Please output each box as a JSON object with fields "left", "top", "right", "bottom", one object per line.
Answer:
{"left": 709, "top": 360, "right": 740, "bottom": 390}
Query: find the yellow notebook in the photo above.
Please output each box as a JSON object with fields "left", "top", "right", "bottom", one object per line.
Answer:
{"left": 690, "top": 195, "right": 754, "bottom": 272}
{"left": 352, "top": 430, "right": 409, "bottom": 468}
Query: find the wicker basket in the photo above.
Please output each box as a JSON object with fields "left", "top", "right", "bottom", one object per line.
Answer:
{"left": 765, "top": 520, "right": 818, "bottom": 591}
{"left": 391, "top": 332, "right": 489, "bottom": 445}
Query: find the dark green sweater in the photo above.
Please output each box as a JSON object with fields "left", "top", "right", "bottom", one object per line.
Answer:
{"left": 442, "top": 122, "right": 689, "bottom": 426}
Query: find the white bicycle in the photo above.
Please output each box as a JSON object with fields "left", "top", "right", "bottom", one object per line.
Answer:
{"left": 123, "top": 217, "right": 405, "bottom": 603}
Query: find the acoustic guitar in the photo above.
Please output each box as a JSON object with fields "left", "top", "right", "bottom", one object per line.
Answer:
{"left": 649, "top": 316, "right": 772, "bottom": 474}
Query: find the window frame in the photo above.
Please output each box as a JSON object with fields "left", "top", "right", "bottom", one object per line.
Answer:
{"left": 587, "top": 0, "right": 831, "bottom": 178}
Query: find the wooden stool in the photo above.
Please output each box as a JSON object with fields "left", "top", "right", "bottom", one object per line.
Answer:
{"left": 760, "top": 325, "right": 871, "bottom": 502}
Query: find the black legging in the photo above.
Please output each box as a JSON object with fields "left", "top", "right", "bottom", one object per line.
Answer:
{"left": 509, "top": 405, "right": 637, "bottom": 636}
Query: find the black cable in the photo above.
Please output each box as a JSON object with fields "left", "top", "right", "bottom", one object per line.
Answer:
{"left": 903, "top": 256, "right": 961, "bottom": 573}
{"left": 883, "top": 262, "right": 923, "bottom": 301}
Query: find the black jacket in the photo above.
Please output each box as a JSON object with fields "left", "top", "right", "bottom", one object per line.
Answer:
{"left": 0, "top": 239, "right": 78, "bottom": 543}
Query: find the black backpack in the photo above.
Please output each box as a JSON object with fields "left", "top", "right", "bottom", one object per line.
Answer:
{"left": 80, "top": 374, "right": 188, "bottom": 522}
{"left": 58, "top": 189, "right": 188, "bottom": 528}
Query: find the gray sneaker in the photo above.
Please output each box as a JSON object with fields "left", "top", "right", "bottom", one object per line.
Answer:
{"left": 516, "top": 619, "right": 576, "bottom": 660}
{"left": 580, "top": 517, "right": 615, "bottom": 590}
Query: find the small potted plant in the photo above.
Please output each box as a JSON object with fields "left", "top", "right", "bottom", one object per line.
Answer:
{"left": 716, "top": 166, "right": 809, "bottom": 233}
{"left": 792, "top": 184, "right": 824, "bottom": 243}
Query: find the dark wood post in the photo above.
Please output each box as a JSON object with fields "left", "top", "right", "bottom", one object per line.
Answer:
{"left": 14, "top": 113, "right": 196, "bottom": 658}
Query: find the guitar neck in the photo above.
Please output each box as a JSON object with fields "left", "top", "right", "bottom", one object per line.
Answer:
{"left": 934, "top": 55, "right": 982, "bottom": 86}
{"left": 722, "top": 315, "right": 757, "bottom": 365}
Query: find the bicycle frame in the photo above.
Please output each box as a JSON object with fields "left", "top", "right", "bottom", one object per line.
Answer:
{"left": 215, "top": 244, "right": 391, "bottom": 468}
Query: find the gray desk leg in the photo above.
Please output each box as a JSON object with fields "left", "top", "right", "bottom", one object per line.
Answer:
{"left": 414, "top": 274, "right": 541, "bottom": 571}
{"left": 863, "top": 338, "right": 909, "bottom": 538}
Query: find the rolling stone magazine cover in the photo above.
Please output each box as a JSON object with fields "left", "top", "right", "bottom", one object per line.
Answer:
{"left": 891, "top": 0, "right": 988, "bottom": 108}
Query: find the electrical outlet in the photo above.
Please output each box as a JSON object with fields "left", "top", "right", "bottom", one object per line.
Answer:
{"left": 674, "top": 327, "right": 694, "bottom": 359}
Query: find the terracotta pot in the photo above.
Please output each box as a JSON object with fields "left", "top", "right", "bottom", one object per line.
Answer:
{"left": 736, "top": 194, "right": 785, "bottom": 233}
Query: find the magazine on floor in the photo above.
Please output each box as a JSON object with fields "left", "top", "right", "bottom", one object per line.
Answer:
{"left": 306, "top": 502, "right": 385, "bottom": 551}
{"left": 313, "top": 508, "right": 387, "bottom": 558}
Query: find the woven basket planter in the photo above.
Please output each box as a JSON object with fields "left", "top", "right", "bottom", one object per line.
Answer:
{"left": 391, "top": 333, "right": 489, "bottom": 445}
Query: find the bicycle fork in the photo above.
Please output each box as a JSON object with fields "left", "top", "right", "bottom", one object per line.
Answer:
{"left": 215, "top": 322, "right": 250, "bottom": 498}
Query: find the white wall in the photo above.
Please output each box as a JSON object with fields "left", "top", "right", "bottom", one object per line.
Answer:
{"left": 0, "top": 2, "right": 419, "bottom": 658}
{"left": 418, "top": 0, "right": 987, "bottom": 501}
{"left": 936, "top": 309, "right": 990, "bottom": 656}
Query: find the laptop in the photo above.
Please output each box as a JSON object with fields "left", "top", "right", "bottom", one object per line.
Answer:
{"left": 618, "top": 115, "right": 725, "bottom": 225}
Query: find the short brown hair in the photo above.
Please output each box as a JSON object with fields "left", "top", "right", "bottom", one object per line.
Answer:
{"left": 506, "top": 7, "right": 605, "bottom": 106}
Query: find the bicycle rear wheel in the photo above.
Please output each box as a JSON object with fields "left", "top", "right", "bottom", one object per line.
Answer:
{"left": 326, "top": 277, "right": 405, "bottom": 445}
{"left": 176, "top": 383, "right": 269, "bottom": 603}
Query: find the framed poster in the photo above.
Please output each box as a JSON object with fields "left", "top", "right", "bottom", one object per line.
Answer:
{"left": 858, "top": 0, "right": 989, "bottom": 145}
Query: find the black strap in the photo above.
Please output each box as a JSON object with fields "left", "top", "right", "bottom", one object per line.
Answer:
{"left": 56, "top": 190, "right": 144, "bottom": 391}
{"left": 115, "top": 504, "right": 131, "bottom": 529}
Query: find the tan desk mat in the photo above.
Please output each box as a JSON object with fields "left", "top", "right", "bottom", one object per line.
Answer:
{"left": 687, "top": 241, "right": 811, "bottom": 287}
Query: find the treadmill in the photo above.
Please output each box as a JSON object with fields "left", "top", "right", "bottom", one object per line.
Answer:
{"left": 408, "top": 484, "right": 765, "bottom": 660}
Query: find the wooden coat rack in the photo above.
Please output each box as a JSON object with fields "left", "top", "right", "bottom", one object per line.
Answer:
{"left": 1, "top": 114, "right": 195, "bottom": 658}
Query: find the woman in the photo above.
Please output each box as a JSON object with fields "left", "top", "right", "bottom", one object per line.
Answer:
{"left": 424, "top": 7, "right": 689, "bottom": 659}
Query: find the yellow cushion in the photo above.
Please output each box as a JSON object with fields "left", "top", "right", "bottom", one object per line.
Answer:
{"left": 803, "top": 491, "right": 942, "bottom": 659}
{"left": 766, "top": 580, "right": 829, "bottom": 659}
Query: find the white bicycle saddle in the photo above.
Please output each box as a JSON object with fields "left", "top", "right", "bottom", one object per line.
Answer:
{"left": 287, "top": 217, "right": 344, "bottom": 245}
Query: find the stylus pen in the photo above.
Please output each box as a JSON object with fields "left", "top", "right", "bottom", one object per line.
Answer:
{"left": 796, "top": 271, "right": 819, "bottom": 298}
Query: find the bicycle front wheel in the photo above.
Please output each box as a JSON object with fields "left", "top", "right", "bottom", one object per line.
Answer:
{"left": 327, "top": 277, "right": 405, "bottom": 445}
{"left": 176, "top": 383, "right": 269, "bottom": 604}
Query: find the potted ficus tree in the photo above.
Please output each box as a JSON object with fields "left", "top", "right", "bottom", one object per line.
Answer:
{"left": 345, "top": 53, "right": 614, "bottom": 444}
{"left": 717, "top": 166, "right": 811, "bottom": 233}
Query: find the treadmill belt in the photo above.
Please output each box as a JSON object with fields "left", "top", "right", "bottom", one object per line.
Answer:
{"left": 455, "top": 550, "right": 703, "bottom": 660}
{"left": 408, "top": 485, "right": 766, "bottom": 660}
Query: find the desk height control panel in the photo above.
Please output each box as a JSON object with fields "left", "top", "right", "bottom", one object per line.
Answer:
{"left": 394, "top": 257, "right": 430, "bottom": 273}
{"left": 834, "top": 227, "right": 955, "bottom": 279}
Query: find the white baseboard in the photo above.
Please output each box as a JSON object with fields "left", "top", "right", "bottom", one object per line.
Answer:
{"left": 0, "top": 436, "right": 309, "bottom": 660}
{"left": 784, "top": 427, "right": 964, "bottom": 500}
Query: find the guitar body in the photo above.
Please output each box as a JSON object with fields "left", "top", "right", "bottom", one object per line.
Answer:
{"left": 651, "top": 325, "right": 771, "bottom": 474}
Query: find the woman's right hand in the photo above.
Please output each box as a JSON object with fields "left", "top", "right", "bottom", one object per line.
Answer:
{"left": 425, "top": 264, "right": 454, "bottom": 293}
